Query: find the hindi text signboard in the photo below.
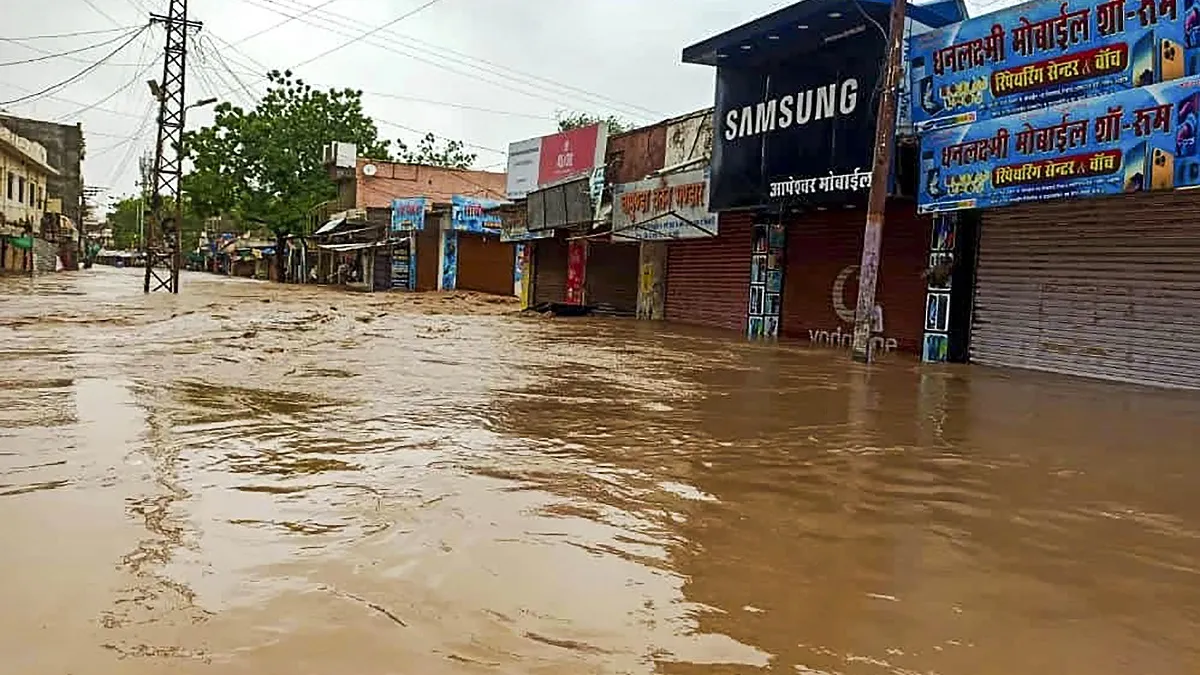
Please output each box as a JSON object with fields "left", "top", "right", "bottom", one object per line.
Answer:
{"left": 917, "top": 74, "right": 1200, "bottom": 212}
{"left": 611, "top": 169, "right": 717, "bottom": 241}
{"left": 909, "top": 0, "right": 1200, "bottom": 132}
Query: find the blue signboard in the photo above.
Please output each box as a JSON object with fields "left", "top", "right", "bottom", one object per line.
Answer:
{"left": 909, "top": 0, "right": 1200, "bottom": 132}
{"left": 918, "top": 74, "right": 1200, "bottom": 212}
{"left": 391, "top": 197, "right": 426, "bottom": 232}
{"left": 450, "top": 195, "right": 502, "bottom": 233}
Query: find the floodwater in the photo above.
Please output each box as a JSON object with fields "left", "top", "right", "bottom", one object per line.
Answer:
{"left": 2, "top": 268, "right": 1200, "bottom": 675}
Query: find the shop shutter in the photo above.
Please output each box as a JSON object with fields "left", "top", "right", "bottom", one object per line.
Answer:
{"left": 972, "top": 191, "right": 1200, "bottom": 389}
{"left": 585, "top": 240, "right": 640, "bottom": 316}
{"left": 457, "top": 232, "right": 515, "bottom": 296}
{"left": 664, "top": 212, "right": 753, "bottom": 331}
{"left": 415, "top": 225, "right": 440, "bottom": 291}
{"left": 533, "top": 237, "right": 569, "bottom": 305}
{"left": 781, "top": 202, "right": 927, "bottom": 352}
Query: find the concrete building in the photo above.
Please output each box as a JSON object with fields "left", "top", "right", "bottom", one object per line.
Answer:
{"left": 0, "top": 122, "right": 58, "bottom": 229}
{"left": 0, "top": 115, "right": 84, "bottom": 234}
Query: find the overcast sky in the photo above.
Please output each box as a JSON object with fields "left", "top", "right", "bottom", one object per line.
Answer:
{"left": 0, "top": 0, "right": 1000, "bottom": 212}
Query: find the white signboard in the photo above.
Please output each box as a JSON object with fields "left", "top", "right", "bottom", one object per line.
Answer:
{"left": 505, "top": 138, "right": 541, "bottom": 200}
{"left": 611, "top": 168, "right": 717, "bottom": 241}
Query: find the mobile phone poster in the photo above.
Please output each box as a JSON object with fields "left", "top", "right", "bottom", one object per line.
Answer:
{"left": 917, "top": 75, "right": 1200, "bottom": 213}
{"left": 909, "top": 0, "right": 1200, "bottom": 133}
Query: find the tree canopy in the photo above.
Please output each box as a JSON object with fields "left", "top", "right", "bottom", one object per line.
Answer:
{"left": 182, "top": 70, "right": 392, "bottom": 236}
{"left": 107, "top": 195, "right": 204, "bottom": 251}
{"left": 556, "top": 111, "right": 634, "bottom": 135}
{"left": 395, "top": 132, "right": 476, "bottom": 169}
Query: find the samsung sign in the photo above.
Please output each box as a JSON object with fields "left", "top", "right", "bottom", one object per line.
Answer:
{"left": 710, "top": 29, "right": 885, "bottom": 210}
{"left": 723, "top": 78, "right": 860, "bottom": 141}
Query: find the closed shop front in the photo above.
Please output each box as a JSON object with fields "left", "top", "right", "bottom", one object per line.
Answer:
{"left": 585, "top": 241, "right": 639, "bottom": 315}
{"left": 781, "top": 202, "right": 927, "bottom": 354}
{"left": 665, "top": 212, "right": 753, "bottom": 331}
{"left": 972, "top": 191, "right": 1200, "bottom": 389}
{"left": 415, "top": 224, "right": 440, "bottom": 291}
{"left": 456, "top": 231, "right": 514, "bottom": 296}
{"left": 533, "top": 236, "right": 569, "bottom": 305}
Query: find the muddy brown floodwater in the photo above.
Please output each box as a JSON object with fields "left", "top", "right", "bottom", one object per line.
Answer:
{"left": 2, "top": 267, "right": 1200, "bottom": 675}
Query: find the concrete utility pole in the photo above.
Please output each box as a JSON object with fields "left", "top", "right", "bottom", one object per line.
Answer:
{"left": 850, "top": 0, "right": 908, "bottom": 363}
{"left": 143, "top": 0, "right": 202, "bottom": 294}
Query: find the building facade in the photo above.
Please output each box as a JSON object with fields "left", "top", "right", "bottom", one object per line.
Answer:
{"left": 1, "top": 122, "right": 61, "bottom": 273}
{"left": 675, "top": 0, "right": 964, "bottom": 347}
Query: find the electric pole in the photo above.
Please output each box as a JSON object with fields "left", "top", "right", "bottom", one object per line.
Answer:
{"left": 850, "top": 0, "right": 908, "bottom": 362}
{"left": 143, "top": 0, "right": 201, "bottom": 294}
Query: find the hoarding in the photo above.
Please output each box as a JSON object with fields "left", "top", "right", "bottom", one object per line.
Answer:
{"left": 505, "top": 138, "right": 540, "bottom": 200}
{"left": 909, "top": 0, "right": 1200, "bottom": 132}
{"left": 917, "top": 74, "right": 1200, "bottom": 212}
{"left": 504, "top": 124, "right": 608, "bottom": 198}
{"left": 450, "top": 195, "right": 502, "bottom": 233}
{"left": 711, "top": 23, "right": 886, "bottom": 210}
{"left": 391, "top": 197, "right": 426, "bottom": 231}
{"left": 525, "top": 177, "right": 595, "bottom": 231}
{"left": 498, "top": 204, "right": 552, "bottom": 242}
{"left": 611, "top": 169, "right": 717, "bottom": 241}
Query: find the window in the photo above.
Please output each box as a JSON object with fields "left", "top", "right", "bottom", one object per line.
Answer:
{"left": 30, "top": 182, "right": 37, "bottom": 207}
{"left": 37, "top": 185, "right": 44, "bottom": 209}
{"left": 5, "top": 172, "right": 12, "bottom": 201}
{"left": 17, "top": 176, "right": 25, "bottom": 204}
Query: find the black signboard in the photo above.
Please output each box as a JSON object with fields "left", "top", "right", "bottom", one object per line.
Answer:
{"left": 710, "top": 28, "right": 886, "bottom": 211}
{"left": 526, "top": 177, "right": 594, "bottom": 231}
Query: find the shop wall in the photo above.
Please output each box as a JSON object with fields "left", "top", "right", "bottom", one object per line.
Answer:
{"left": 606, "top": 124, "right": 668, "bottom": 185}
{"left": 532, "top": 237, "right": 568, "bottom": 305}
{"left": 637, "top": 242, "right": 667, "bottom": 320}
{"left": 415, "top": 224, "right": 440, "bottom": 291}
{"left": 780, "top": 202, "right": 927, "bottom": 353}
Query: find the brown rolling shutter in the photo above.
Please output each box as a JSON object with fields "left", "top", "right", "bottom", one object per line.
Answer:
{"left": 457, "top": 232, "right": 515, "bottom": 296}
{"left": 585, "top": 240, "right": 640, "bottom": 316}
{"left": 664, "top": 212, "right": 753, "bottom": 331}
{"left": 972, "top": 191, "right": 1200, "bottom": 389}
{"left": 533, "top": 237, "right": 569, "bottom": 305}
{"left": 781, "top": 202, "right": 927, "bottom": 352}
{"left": 415, "top": 225, "right": 440, "bottom": 291}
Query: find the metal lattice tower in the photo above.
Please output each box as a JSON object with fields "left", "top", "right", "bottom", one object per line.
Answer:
{"left": 144, "top": 0, "right": 201, "bottom": 294}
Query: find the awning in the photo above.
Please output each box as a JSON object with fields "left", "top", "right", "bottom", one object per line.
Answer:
{"left": 317, "top": 241, "right": 379, "bottom": 252}
{"left": 5, "top": 235, "right": 33, "bottom": 250}
{"left": 681, "top": 0, "right": 965, "bottom": 67}
{"left": 314, "top": 216, "right": 346, "bottom": 235}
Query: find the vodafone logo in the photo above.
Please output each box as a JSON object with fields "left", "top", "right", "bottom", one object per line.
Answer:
{"left": 555, "top": 140, "right": 575, "bottom": 170}
{"left": 538, "top": 125, "right": 601, "bottom": 186}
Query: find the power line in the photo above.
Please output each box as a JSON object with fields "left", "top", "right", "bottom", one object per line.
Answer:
{"left": 244, "top": 0, "right": 659, "bottom": 122}
{"left": 0, "top": 27, "right": 146, "bottom": 67}
{"left": 230, "top": 0, "right": 342, "bottom": 45}
{"left": 81, "top": 0, "right": 126, "bottom": 28}
{"left": 290, "top": 0, "right": 448, "bottom": 69}
{"left": 255, "top": 0, "right": 663, "bottom": 120}
{"left": 0, "top": 26, "right": 139, "bottom": 40}
{"left": 0, "top": 26, "right": 150, "bottom": 106}
{"left": 56, "top": 51, "right": 161, "bottom": 121}
{"left": 0, "top": 81, "right": 146, "bottom": 119}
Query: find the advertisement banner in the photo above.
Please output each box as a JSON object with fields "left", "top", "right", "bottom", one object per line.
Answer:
{"left": 450, "top": 195, "right": 502, "bottom": 233}
{"left": 611, "top": 168, "right": 718, "bottom": 241}
{"left": 505, "top": 124, "right": 609, "bottom": 198}
{"left": 710, "top": 18, "right": 887, "bottom": 210}
{"left": 498, "top": 204, "right": 552, "bottom": 242}
{"left": 391, "top": 197, "right": 426, "bottom": 232}
{"left": 505, "top": 138, "right": 541, "bottom": 200}
{"left": 537, "top": 124, "right": 607, "bottom": 188}
{"left": 917, "top": 74, "right": 1200, "bottom": 212}
{"left": 909, "top": 0, "right": 1200, "bottom": 132}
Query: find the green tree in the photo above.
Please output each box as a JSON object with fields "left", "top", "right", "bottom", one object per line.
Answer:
{"left": 107, "top": 194, "right": 205, "bottom": 252}
{"left": 182, "top": 69, "right": 392, "bottom": 280}
{"left": 395, "top": 132, "right": 476, "bottom": 169}
{"left": 556, "top": 110, "right": 634, "bottom": 135}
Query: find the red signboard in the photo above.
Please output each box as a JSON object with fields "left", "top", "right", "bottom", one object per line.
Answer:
{"left": 538, "top": 124, "right": 604, "bottom": 187}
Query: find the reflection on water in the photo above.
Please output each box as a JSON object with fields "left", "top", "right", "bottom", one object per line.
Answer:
{"left": 1, "top": 268, "right": 1199, "bottom": 674}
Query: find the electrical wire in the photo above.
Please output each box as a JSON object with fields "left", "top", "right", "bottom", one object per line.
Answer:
{"left": 289, "top": 0, "right": 448, "bottom": 70}
{"left": 54, "top": 52, "right": 161, "bottom": 121}
{"left": 0, "top": 27, "right": 145, "bottom": 67}
{"left": 0, "top": 25, "right": 150, "bottom": 106}
{"left": 230, "top": 0, "right": 342, "bottom": 45}
{"left": 81, "top": 0, "right": 126, "bottom": 28}
{"left": 259, "top": 0, "right": 664, "bottom": 120}
{"left": 0, "top": 26, "right": 139, "bottom": 40}
{"left": 242, "top": 0, "right": 660, "bottom": 122}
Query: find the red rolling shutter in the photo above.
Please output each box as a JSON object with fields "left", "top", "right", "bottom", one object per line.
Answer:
{"left": 664, "top": 212, "right": 753, "bottom": 332}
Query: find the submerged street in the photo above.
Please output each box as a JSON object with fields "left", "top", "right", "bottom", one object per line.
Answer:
{"left": 2, "top": 268, "right": 1200, "bottom": 674}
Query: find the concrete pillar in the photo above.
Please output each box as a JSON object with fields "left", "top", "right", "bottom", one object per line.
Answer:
{"left": 637, "top": 241, "right": 667, "bottom": 320}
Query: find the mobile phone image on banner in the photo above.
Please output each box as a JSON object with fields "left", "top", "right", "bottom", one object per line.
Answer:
{"left": 1131, "top": 32, "right": 1157, "bottom": 87}
{"left": 1123, "top": 141, "right": 1149, "bottom": 192}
